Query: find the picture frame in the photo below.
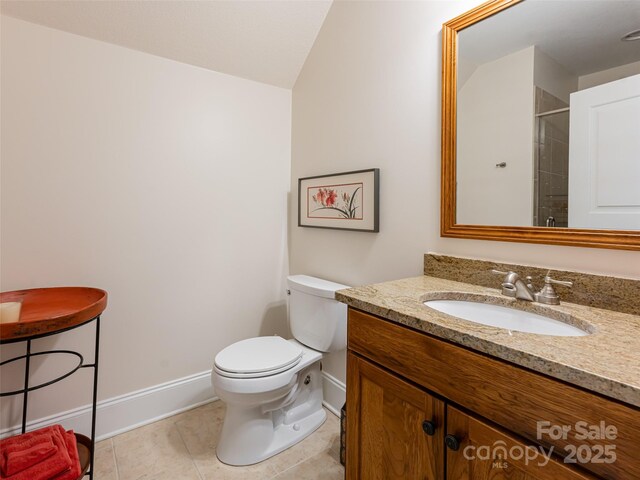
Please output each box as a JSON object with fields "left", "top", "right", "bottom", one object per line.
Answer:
{"left": 298, "top": 168, "right": 379, "bottom": 232}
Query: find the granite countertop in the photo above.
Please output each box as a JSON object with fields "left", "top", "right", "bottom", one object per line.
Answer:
{"left": 336, "top": 275, "right": 640, "bottom": 408}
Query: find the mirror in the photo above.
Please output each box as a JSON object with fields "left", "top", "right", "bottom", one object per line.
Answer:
{"left": 441, "top": 0, "right": 640, "bottom": 250}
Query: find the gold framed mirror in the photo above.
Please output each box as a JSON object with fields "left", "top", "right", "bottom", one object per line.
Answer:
{"left": 441, "top": 0, "right": 640, "bottom": 250}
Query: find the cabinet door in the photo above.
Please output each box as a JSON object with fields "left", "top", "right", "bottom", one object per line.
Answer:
{"left": 446, "top": 406, "right": 597, "bottom": 480}
{"left": 346, "top": 352, "right": 445, "bottom": 480}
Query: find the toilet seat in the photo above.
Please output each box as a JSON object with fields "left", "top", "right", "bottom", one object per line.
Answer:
{"left": 214, "top": 336, "right": 303, "bottom": 379}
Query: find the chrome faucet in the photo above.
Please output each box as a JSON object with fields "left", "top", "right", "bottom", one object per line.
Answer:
{"left": 492, "top": 270, "right": 535, "bottom": 301}
{"left": 491, "top": 270, "right": 573, "bottom": 305}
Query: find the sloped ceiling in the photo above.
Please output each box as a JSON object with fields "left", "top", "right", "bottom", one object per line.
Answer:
{"left": 1, "top": 0, "right": 332, "bottom": 88}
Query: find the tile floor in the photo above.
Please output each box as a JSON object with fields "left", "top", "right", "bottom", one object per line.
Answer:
{"left": 93, "top": 401, "right": 344, "bottom": 480}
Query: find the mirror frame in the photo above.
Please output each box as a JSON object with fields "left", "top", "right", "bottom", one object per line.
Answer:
{"left": 441, "top": 0, "right": 640, "bottom": 251}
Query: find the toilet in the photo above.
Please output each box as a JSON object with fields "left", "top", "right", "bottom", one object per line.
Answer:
{"left": 211, "top": 275, "right": 348, "bottom": 466}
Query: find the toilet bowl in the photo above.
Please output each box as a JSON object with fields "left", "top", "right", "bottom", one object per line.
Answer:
{"left": 211, "top": 275, "right": 348, "bottom": 466}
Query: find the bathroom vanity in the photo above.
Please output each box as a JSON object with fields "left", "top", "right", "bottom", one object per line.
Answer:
{"left": 342, "top": 0, "right": 640, "bottom": 476}
{"left": 337, "top": 258, "right": 640, "bottom": 480}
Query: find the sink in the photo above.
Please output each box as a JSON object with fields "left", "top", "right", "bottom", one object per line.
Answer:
{"left": 424, "top": 300, "right": 589, "bottom": 337}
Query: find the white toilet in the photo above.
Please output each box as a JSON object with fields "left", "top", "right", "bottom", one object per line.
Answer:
{"left": 211, "top": 275, "right": 348, "bottom": 466}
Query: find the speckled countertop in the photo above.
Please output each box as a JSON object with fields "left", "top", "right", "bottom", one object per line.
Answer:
{"left": 336, "top": 275, "right": 640, "bottom": 408}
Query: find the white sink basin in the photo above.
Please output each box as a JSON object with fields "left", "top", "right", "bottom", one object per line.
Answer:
{"left": 424, "top": 300, "right": 589, "bottom": 337}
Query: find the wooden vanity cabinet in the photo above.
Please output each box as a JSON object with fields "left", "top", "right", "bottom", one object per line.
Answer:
{"left": 347, "top": 353, "right": 595, "bottom": 480}
{"left": 346, "top": 308, "right": 639, "bottom": 480}
{"left": 446, "top": 406, "right": 596, "bottom": 480}
{"left": 346, "top": 352, "right": 445, "bottom": 479}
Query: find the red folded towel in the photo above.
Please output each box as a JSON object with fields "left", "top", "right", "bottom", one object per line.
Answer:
{"left": 0, "top": 425, "right": 81, "bottom": 480}
{"left": 0, "top": 426, "right": 59, "bottom": 477}
{"left": 3, "top": 440, "right": 56, "bottom": 476}
{"left": 0, "top": 425, "right": 58, "bottom": 447}
{"left": 50, "top": 431, "right": 80, "bottom": 480}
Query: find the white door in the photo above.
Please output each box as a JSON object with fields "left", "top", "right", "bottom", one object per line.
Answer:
{"left": 568, "top": 74, "right": 640, "bottom": 229}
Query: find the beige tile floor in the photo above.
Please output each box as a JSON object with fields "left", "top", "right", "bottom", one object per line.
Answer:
{"left": 93, "top": 401, "right": 344, "bottom": 480}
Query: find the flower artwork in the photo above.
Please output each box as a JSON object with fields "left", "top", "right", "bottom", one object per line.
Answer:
{"left": 298, "top": 169, "right": 379, "bottom": 232}
{"left": 309, "top": 184, "right": 363, "bottom": 219}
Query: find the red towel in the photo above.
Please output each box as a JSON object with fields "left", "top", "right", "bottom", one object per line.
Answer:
{"left": 2, "top": 439, "right": 56, "bottom": 476}
{"left": 50, "top": 431, "right": 81, "bottom": 480}
{"left": 0, "top": 426, "right": 59, "bottom": 477}
{"left": 0, "top": 425, "right": 80, "bottom": 480}
{"left": 0, "top": 425, "right": 59, "bottom": 447}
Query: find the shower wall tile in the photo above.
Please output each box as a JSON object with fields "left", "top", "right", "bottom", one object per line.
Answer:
{"left": 534, "top": 87, "right": 570, "bottom": 227}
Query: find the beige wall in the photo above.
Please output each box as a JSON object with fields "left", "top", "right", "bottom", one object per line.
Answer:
{"left": 1, "top": 16, "right": 291, "bottom": 428}
{"left": 291, "top": 1, "right": 640, "bottom": 385}
{"left": 533, "top": 47, "right": 577, "bottom": 104}
{"left": 457, "top": 45, "right": 579, "bottom": 228}
{"left": 579, "top": 61, "right": 640, "bottom": 91}
{"left": 457, "top": 46, "right": 535, "bottom": 226}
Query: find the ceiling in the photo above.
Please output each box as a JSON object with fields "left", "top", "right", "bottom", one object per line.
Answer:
{"left": 0, "top": 0, "right": 332, "bottom": 89}
{"left": 459, "top": 0, "right": 640, "bottom": 76}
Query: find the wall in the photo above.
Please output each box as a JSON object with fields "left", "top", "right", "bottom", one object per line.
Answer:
{"left": 290, "top": 1, "right": 640, "bottom": 391}
{"left": 1, "top": 16, "right": 292, "bottom": 435}
{"left": 578, "top": 60, "right": 640, "bottom": 90}
{"left": 533, "top": 47, "right": 577, "bottom": 104}
{"left": 456, "top": 45, "right": 578, "bottom": 228}
{"left": 457, "top": 46, "right": 535, "bottom": 226}
{"left": 457, "top": 47, "right": 578, "bottom": 226}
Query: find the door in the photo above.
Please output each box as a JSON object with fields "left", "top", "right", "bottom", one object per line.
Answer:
{"left": 346, "top": 352, "right": 445, "bottom": 479}
{"left": 568, "top": 73, "right": 640, "bottom": 229}
{"left": 445, "top": 406, "right": 597, "bottom": 480}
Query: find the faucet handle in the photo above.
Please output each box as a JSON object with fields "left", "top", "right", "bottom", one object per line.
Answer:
{"left": 491, "top": 269, "right": 510, "bottom": 276}
{"left": 544, "top": 275, "right": 573, "bottom": 288}
{"left": 535, "top": 274, "right": 573, "bottom": 305}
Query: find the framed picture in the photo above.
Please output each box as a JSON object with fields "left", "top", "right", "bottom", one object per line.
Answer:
{"left": 298, "top": 168, "right": 379, "bottom": 232}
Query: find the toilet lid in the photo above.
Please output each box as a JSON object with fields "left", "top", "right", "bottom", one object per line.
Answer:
{"left": 214, "top": 336, "right": 303, "bottom": 376}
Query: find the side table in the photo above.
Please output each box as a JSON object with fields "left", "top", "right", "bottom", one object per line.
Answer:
{"left": 1, "top": 287, "right": 107, "bottom": 480}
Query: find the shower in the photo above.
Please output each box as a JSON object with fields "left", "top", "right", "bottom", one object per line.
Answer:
{"left": 533, "top": 87, "right": 570, "bottom": 227}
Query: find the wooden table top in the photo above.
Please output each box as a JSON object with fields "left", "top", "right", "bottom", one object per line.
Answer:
{"left": 0, "top": 287, "right": 107, "bottom": 342}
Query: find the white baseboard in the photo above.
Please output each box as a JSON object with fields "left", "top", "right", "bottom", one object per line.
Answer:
{"left": 321, "top": 372, "right": 346, "bottom": 417}
{"left": 1, "top": 370, "right": 217, "bottom": 441}
{"left": 1, "top": 369, "right": 345, "bottom": 441}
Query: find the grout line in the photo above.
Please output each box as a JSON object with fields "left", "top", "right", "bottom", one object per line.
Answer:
{"left": 269, "top": 445, "right": 342, "bottom": 480}
{"left": 272, "top": 457, "right": 311, "bottom": 479}
{"left": 267, "top": 463, "right": 281, "bottom": 480}
{"left": 269, "top": 468, "right": 282, "bottom": 480}
{"left": 174, "top": 416, "right": 205, "bottom": 480}
{"left": 110, "top": 438, "right": 121, "bottom": 480}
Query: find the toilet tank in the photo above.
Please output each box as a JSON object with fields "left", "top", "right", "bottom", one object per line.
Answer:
{"left": 287, "top": 275, "right": 349, "bottom": 352}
